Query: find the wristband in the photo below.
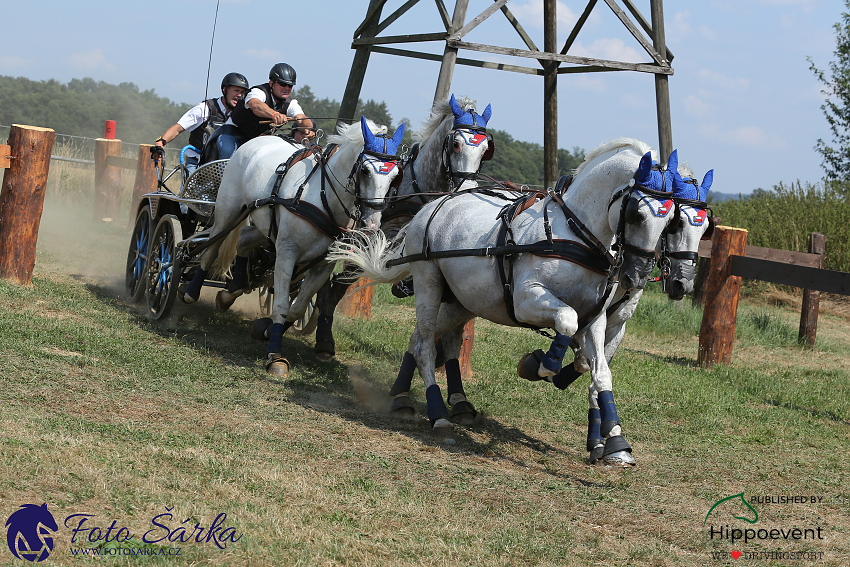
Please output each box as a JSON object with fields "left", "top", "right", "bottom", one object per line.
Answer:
{"left": 156, "top": 137, "right": 167, "bottom": 146}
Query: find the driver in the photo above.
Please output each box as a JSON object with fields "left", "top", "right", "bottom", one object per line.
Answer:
{"left": 151, "top": 72, "right": 249, "bottom": 175}
{"left": 215, "top": 63, "right": 314, "bottom": 159}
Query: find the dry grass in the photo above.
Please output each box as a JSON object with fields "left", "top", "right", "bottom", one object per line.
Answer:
{"left": 0, "top": 191, "right": 848, "bottom": 565}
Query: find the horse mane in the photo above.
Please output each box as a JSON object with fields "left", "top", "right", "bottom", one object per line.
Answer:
{"left": 413, "top": 95, "right": 477, "bottom": 143}
{"left": 573, "top": 137, "right": 655, "bottom": 176}
{"left": 326, "top": 118, "right": 387, "bottom": 164}
{"left": 573, "top": 137, "right": 694, "bottom": 178}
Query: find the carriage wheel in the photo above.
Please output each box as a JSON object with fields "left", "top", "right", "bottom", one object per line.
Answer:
{"left": 146, "top": 215, "right": 184, "bottom": 320}
{"left": 125, "top": 206, "right": 152, "bottom": 303}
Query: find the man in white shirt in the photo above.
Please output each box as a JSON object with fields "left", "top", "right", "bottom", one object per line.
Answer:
{"left": 151, "top": 72, "right": 249, "bottom": 176}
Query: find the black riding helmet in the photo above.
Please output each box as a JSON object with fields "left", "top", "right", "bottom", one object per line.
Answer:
{"left": 269, "top": 63, "right": 296, "bottom": 86}
{"left": 221, "top": 72, "right": 249, "bottom": 94}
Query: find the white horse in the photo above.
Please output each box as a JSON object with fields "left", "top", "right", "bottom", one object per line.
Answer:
{"left": 328, "top": 138, "right": 682, "bottom": 462}
{"left": 179, "top": 117, "right": 406, "bottom": 376}
{"left": 519, "top": 166, "right": 716, "bottom": 464}
{"left": 313, "top": 94, "right": 494, "bottom": 359}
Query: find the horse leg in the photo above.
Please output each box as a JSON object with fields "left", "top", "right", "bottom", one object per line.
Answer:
{"left": 586, "top": 387, "right": 604, "bottom": 464}
{"left": 289, "top": 262, "right": 335, "bottom": 325}
{"left": 513, "top": 285, "right": 579, "bottom": 382}
{"left": 313, "top": 264, "right": 361, "bottom": 361}
{"left": 580, "top": 322, "right": 635, "bottom": 467}
{"left": 216, "top": 225, "right": 269, "bottom": 311}
{"left": 180, "top": 234, "right": 224, "bottom": 304}
{"left": 265, "top": 253, "right": 297, "bottom": 377}
{"left": 409, "top": 265, "right": 451, "bottom": 429}
{"left": 432, "top": 305, "right": 477, "bottom": 424}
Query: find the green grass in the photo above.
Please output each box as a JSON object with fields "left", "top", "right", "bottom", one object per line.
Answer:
{"left": 0, "top": 205, "right": 848, "bottom": 566}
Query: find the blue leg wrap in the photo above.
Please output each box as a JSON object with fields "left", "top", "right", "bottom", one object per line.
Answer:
{"left": 445, "top": 359, "right": 464, "bottom": 397}
{"left": 541, "top": 332, "right": 571, "bottom": 373}
{"left": 425, "top": 384, "right": 449, "bottom": 423}
{"left": 587, "top": 407, "right": 602, "bottom": 451}
{"left": 389, "top": 352, "right": 417, "bottom": 396}
{"left": 598, "top": 390, "right": 620, "bottom": 437}
{"left": 228, "top": 255, "right": 248, "bottom": 291}
{"left": 552, "top": 362, "right": 583, "bottom": 390}
{"left": 267, "top": 322, "right": 292, "bottom": 354}
{"left": 185, "top": 267, "right": 207, "bottom": 301}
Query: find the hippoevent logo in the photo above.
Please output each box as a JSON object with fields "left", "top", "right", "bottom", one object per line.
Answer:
{"left": 4, "top": 504, "right": 243, "bottom": 561}
{"left": 704, "top": 492, "right": 826, "bottom": 561}
{"left": 5, "top": 503, "right": 58, "bottom": 562}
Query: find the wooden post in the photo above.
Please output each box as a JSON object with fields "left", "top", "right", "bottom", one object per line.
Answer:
{"left": 128, "top": 144, "right": 157, "bottom": 229}
{"left": 543, "top": 0, "right": 558, "bottom": 189}
{"left": 339, "top": 277, "right": 375, "bottom": 319}
{"left": 459, "top": 319, "right": 474, "bottom": 377}
{"left": 94, "top": 138, "right": 122, "bottom": 222}
{"left": 434, "top": 0, "right": 470, "bottom": 103}
{"left": 0, "top": 125, "right": 56, "bottom": 284}
{"left": 697, "top": 226, "right": 748, "bottom": 368}
{"left": 338, "top": 0, "right": 385, "bottom": 126}
{"left": 798, "top": 232, "right": 825, "bottom": 348}
{"left": 650, "top": 0, "right": 673, "bottom": 161}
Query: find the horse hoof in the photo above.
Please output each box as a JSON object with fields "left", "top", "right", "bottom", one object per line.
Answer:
{"left": 588, "top": 444, "right": 605, "bottom": 465}
{"left": 314, "top": 339, "right": 335, "bottom": 360}
{"left": 449, "top": 400, "right": 478, "bottom": 424}
{"left": 216, "top": 290, "right": 238, "bottom": 312}
{"left": 390, "top": 395, "right": 416, "bottom": 418}
{"left": 265, "top": 353, "right": 290, "bottom": 377}
{"left": 602, "top": 450, "right": 636, "bottom": 467}
{"left": 517, "top": 350, "right": 545, "bottom": 381}
{"left": 178, "top": 290, "right": 196, "bottom": 304}
{"left": 251, "top": 318, "right": 273, "bottom": 341}
{"left": 432, "top": 417, "right": 453, "bottom": 429}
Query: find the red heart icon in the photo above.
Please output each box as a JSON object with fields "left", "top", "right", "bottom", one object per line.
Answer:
{"left": 731, "top": 551, "right": 742, "bottom": 560}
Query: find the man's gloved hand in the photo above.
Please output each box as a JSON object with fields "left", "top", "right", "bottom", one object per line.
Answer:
{"left": 150, "top": 145, "right": 165, "bottom": 161}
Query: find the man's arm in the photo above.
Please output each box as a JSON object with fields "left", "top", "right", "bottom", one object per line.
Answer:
{"left": 246, "top": 98, "right": 289, "bottom": 126}
{"left": 156, "top": 123, "right": 186, "bottom": 147}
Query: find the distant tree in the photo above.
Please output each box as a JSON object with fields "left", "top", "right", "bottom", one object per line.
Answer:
{"left": 810, "top": 1, "right": 850, "bottom": 190}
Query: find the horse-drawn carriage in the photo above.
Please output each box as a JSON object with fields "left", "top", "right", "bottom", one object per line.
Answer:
{"left": 123, "top": 136, "right": 315, "bottom": 332}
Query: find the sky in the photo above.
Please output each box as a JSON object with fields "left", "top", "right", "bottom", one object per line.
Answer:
{"left": 1, "top": 0, "right": 843, "bottom": 195}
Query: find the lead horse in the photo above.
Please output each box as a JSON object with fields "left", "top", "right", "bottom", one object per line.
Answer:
{"left": 179, "top": 117, "right": 405, "bottom": 375}
{"left": 312, "top": 94, "right": 493, "bottom": 359}
{"left": 328, "top": 138, "right": 685, "bottom": 463}
{"left": 519, "top": 166, "right": 715, "bottom": 464}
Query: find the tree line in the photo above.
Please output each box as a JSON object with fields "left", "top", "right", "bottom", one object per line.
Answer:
{"left": 0, "top": 75, "right": 581, "bottom": 188}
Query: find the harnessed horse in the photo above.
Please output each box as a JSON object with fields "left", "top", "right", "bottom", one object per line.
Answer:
{"left": 327, "top": 139, "right": 684, "bottom": 461}
{"left": 517, "top": 164, "right": 715, "bottom": 465}
{"left": 179, "top": 117, "right": 405, "bottom": 376}
{"left": 313, "top": 94, "right": 494, "bottom": 359}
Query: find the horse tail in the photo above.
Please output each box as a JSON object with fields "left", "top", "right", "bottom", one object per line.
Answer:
{"left": 210, "top": 218, "right": 248, "bottom": 279}
{"left": 327, "top": 227, "right": 411, "bottom": 284}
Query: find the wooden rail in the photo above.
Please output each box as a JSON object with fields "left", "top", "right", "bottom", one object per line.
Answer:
{"left": 697, "top": 227, "right": 849, "bottom": 366}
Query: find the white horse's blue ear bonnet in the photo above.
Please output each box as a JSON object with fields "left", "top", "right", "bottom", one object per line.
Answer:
{"left": 673, "top": 168, "right": 713, "bottom": 202}
{"left": 361, "top": 116, "right": 406, "bottom": 156}
{"left": 636, "top": 149, "right": 679, "bottom": 193}
{"left": 449, "top": 94, "right": 491, "bottom": 128}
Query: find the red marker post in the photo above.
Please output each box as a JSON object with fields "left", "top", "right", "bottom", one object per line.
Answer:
{"left": 104, "top": 120, "right": 116, "bottom": 139}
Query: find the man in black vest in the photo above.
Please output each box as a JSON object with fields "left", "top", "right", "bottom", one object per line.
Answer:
{"left": 215, "top": 63, "right": 313, "bottom": 159}
{"left": 151, "top": 72, "right": 249, "bottom": 175}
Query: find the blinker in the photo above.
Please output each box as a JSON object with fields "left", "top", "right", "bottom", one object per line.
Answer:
{"left": 624, "top": 195, "right": 641, "bottom": 224}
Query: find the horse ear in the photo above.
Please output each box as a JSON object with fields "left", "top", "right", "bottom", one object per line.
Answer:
{"left": 449, "top": 94, "right": 463, "bottom": 118}
{"left": 701, "top": 169, "right": 714, "bottom": 193}
{"left": 480, "top": 104, "right": 492, "bottom": 127}
{"left": 361, "top": 116, "right": 376, "bottom": 146}
{"left": 666, "top": 149, "right": 678, "bottom": 175}
{"left": 636, "top": 152, "right": 653, "bottom": 183}
{"left": 391, "top": 122, "right": 405, "bottom": 149}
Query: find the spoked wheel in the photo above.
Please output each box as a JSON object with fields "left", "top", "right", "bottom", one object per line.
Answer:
{"left": 258, "top": 283, "right": 273, "bottom": 317}
{"left": 146, "top": 215, "right": 184, "bottom": 320}
{"left": 125, "top": 206, "right": 152, "bottom": 303}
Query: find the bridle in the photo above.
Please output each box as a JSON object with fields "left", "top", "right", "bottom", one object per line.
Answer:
{"left": 441, "top": 117, "right": 493, "bottom": 190}
{"left": 344, "top": 134, "right": 404, "bottom": 218}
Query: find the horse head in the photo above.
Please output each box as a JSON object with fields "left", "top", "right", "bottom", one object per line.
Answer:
{"left": 357, "top": 116, "right": 406, "bottom": 230}
{"left": 616, "top": 149, "right": 680, "bottom": 291}
{"left": 661, "top": 167, "right": 714, "bottom": 300}
{"left": 446, "top": 94, "right": 493, "bottom": 189}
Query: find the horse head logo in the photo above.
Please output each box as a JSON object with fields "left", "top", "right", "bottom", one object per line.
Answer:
{"left": 703, "top": 492, "right": 759, "bottom": 527}
{"left": 5, "top": 503, "right": 58, "bottom": 562}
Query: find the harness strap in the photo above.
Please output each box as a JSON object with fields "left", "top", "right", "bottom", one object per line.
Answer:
{"left": 549, "top": 191, "right": 617, "bottom": 267}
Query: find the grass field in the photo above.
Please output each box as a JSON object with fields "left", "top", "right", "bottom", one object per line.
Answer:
{"left": 0, "top": 200, "right": 848, "bottom": 566}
